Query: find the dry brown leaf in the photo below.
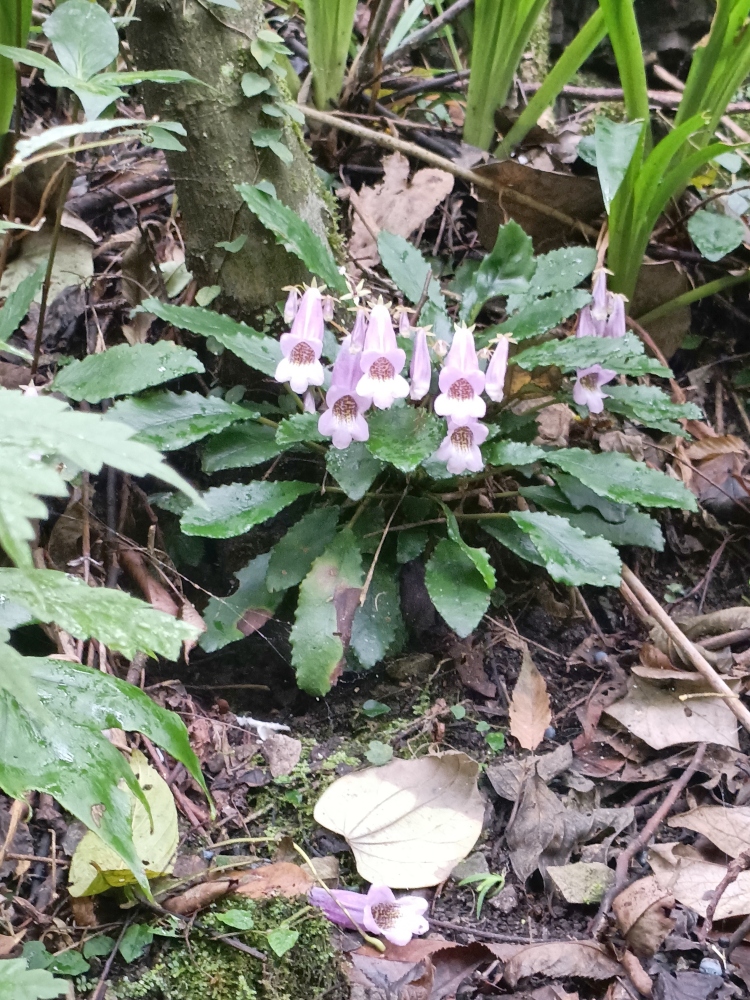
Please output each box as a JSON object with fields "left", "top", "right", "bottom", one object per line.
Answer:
{"left": 313, "top": 752, "right": 484, "bottom": 887}
{"left": 620, "top": 949, "right": 653, "bottom": 998}
{"left": 0, "top": 930, "right": 25, "bottom": 957}
{"left": 487, "top": 743, "right": 573, "bottom": 802}
{"left": 497, "top": 940, "right": 621, "bottom": 988}
{"left": 235, "top": 861, "right": 313, "bottom": 900}
{"left": 300, "top": 855, "right": 339, "bottom": 886}
{"left": 603, "top": 676, "right": 740, "bottom": 750}
{"left": 535, "top": 403, "right": 574, "bottom": 448}
{"left": 347, "top": 152, "right": 454, "bottom": 271}
{"left": 547, "top": 862, "right": 615, "bottom": 904}
{"left": 649, "top": 842, "right": 750, "bottom": 920}
{"left": 262, "top": 733, "right": 302, "bottom": 778}
{"left": 452, "top": 638, "right": 495, "bottom": 698}
{"left": 668, "top": 805, "right": 750, "bottom": 859}
{"left": 612, "top": 876, "right": 675, "bottom": 957}
{"left": 164, "top": 878, "right": 235, "bottom": 915}
{"left": 348, "top": 953, "right": 432, "bottom": 1000}
{"left": 508, "top": 645, "right": 551, "bottom": 751}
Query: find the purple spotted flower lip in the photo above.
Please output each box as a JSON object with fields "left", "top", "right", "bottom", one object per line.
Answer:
{"left": 573, "top": 364, "right": 617, "bottom": 414}
{"left": 318, "top": 335, "right": 371, "bottom": 449}
{"left": 434, "top": 324, "right": 486, "bottom": 420}
{"left": 435, "top": 417, "right": 488, "bottom": 475}
{"left": 484, "top": 335, "right": 510, "bottom": 403}
{"left": 356, "top": 301, "right": 409, "bottom": 409}
{"left": 409, "top": 327, "right": 432, "bottom": 401}
{"left": 275, "top": 286, "right": 325, "bottom": 393}
{"left": 309, "top": 884, "right": 429, "bottom": 947}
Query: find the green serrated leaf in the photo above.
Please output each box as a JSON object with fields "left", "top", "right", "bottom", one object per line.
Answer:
{"left": 201, "top": 423, "right": 282, "bottom": 473}
{"left": 366, "top": 406, "right": 443, "bottom": 472}
{"left": 509, "top": 511, "right": 621, "bottom": 587}
{"left": 181, "top": 481, "right": 317, "bottom": 538}
{"left": 441, "top": 505, "right": 495, "bottom": 589}
{"left": 482, "top": 519, "right": 546, "bottom": 568}
{"left": 236, "top": 184, "right": 346, "bottom": 293}
{"left": 200, "top": 553, "right": 283, "bottom": 653}
{"left": 484, "top": 440, "right": 545, "bottom": 468}
{"left": 216, "top": 909, "right": 255, "bottom": 930}
{"left": 276, "top": 412, "right": 325, "bottom": 446}
{"left": 0, "top": 265, "right": 44, "bottom": 343}
{"left": 0, "top": 958, "right": 67, "bottom": 999}
{"left": 326, "top": 442, "right": 384, "bottom": 500}
{"left": 687, "top": 209, "right": 745, "bottom": 262}
{"left": 351, "top": 563, "right": 403, "bottom": 668}
{"left": 458, "top": 221, "right": 535, "bottom": 323}
{"left": 266, "top": 507, "right": 340, "bottom": 592}
{"left": 530, "top": 247, "right": 597, "bottom": 296}
{"left": 107, "top": 391, "right": 255, "bottom": 451}
{"left": 544, "top": 448, "right": 698, "bottom": 510}
{"left": 396, "top": 526, "right": 429, "bottom": 564}
{"left": 0, "top": 646, "right": 207, "bottom": 900}
{"left": 554, "top": 472, "right": 629, "bottom": 523}
{"left": 424, "top": 538, "right": 491, "bottom": 637}
{"left": 365, "top": 741, "right": 393, "bottom": 765}
{"left": 139, "top": 299, "right": 282, "bottom": 376}
{"left": 512, "top": 332, "right": 671, "bottom": 377}
{"left": 291, "top": 530, "right": 363, "bottom": 695}
{"left": 604, "top": 384, "right": 703, "bottom": 434}
{"left": 498, "top": 288, "right": 592, "bottom": 341}
{"left": 52, "top": 342, "right": 204, "bottom": 403}
{"left": 0, "top": 568, "right": 198, "bottom": 659}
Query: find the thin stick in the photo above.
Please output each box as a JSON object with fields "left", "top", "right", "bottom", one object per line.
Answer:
{"left": 622, "top": 566, "right": 750, "bottom": 735}
{"left": 429, "top": 917, "right": 576, "bottom": 944}
{"left": 91, "top": 918, "right": 132, "bottom": 1000}
{"left": 591, "top": 741, "right": 707, "bottom": 938}
{"left": 385, "top": 0, "right": 474, "bottom": 66}
{"left": 653, "top": 64, "right": 750, "bottom": 144}
{"left": 301, "top": 105, "right": 599, "bottom": 239}
{"left": 0, "top": 798, "right": 29, "bottom": 871}
{"left": 359, "top": 487, "right": 407, "bottom": 606}
{"left": 700, "top": 847, "right": 750, "bottom": 941}
{"left": 619, "top": 579, "right": 652, "bottom": 627}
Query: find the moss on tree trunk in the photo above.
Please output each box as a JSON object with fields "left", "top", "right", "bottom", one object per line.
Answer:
{"left": 128, "top": 0, "right": 335, "bottom": 317}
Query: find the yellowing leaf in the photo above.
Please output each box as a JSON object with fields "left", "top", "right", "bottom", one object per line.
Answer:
{"left": 313, "top": 752, "right": 484, "bottom": 888}
{"left": 508, "top": 645, "right": 551, "bottom": 751}
{"left": 68, "top": 751, "right": 178, "bottom": 896}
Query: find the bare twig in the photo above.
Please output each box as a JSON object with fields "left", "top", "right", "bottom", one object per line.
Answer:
{"left": 359, "top": 487, "right": 407, "bottom": 607}
{"left": 91, "top": 918, "right": 132, "bottom": 1000}
{"left": 521, "top": 80, "right": 750, "bottom": 113}
{"left": 700, "top": 847, "right": 750, "bottom": 941}
{"left": 429, "top": 917, "right": 578, "bottom": 944}
{"left": 591, "top": 742, "right": 707, "bottom": 938}
{"left": 0, "top": 798, "right": 30, "bottom": 871}
{"left": 653, "top": 64, "right": 750, "bottom": 145}
{"left": 622, "top": 566, "right": 750, "bottom": 735}
{"left": 385, "top": 0, "right": 474, "bottom": 66}
{"left": 301, "top": 105, "right": 599, "bottom": 239}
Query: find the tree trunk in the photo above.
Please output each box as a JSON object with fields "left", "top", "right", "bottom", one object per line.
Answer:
{"left": 128, "top": 0, "right": 334, "bottom": 316}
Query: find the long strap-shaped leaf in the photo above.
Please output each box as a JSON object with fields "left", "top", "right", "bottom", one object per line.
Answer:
{"left": 597, "top": 0, "right": 650, "bottom": 136}
{"left": 0, "top": 0, "right": 32, "bottom": 134}
{"left": 306, "top": 0, "right": 358, "bottom": 109}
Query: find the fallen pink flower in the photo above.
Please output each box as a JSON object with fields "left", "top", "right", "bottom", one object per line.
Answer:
{"left": 275, "top": 286, "right": 326, "bottom": 393}
{"left": 309, "top": 884, "right": 429, "bottom": 946}
{"left": 434, "top": 324, "right": 486, "bottom": 420}
{"left": 356, "top": 301, "right": 409, "bottom": 409}
{"left": 318, "top": 335, "right": 371, "bottom": 449}
{"left": 435, "top": 417, "right": 488, "bottom": 475}
{"left": 573, "top": 364, "right": 617, "bottom": 414}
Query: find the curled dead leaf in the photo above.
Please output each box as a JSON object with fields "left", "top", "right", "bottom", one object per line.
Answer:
{"left": 668, "top": 804, "right": 750, "bottom": 859}
{"left": 612, "top": 876, "right": 675, "bottom": 957}
{"left": 494, "top": 939, "right": 621, "bottom": 988}
{"left": 313, "top": 752, "right": 485, "bottom": 888}
{"left": 649, "top": 842, "right": 750, "bottom": 920}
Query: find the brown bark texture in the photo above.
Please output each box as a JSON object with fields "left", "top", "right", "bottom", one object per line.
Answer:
{"left": 129, "top": 0, "right": 334, "bottom": 316}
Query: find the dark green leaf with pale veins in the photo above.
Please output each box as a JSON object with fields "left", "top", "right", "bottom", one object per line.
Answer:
{"left": 513, "top": 332, "right": 671, "bottom": 377}
{"left": 509, "top": 511, "right": 622, "bottom": 587}
{"left": 424, "top": 538, "right": 491, "bottom": 638}
{"left": 326, "top": 442, "right": 384, "bottom": 500}
{"left": 200, "top": 553, "right": 283, "bottom": 653}
{"left": 266, "top": 507, "right": 340, "bottom": 592}
{"left": 107, "top": 390, "right": 255, "bottom": 451}
{"left": 366, "top": 406, "right": 444, "bottom": 473}
{"left": 181, "top": 481, "right": 317, "bottom": 538}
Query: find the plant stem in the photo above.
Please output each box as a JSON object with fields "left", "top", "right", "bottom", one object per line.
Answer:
{"left": 635, "top": 270, "right": 750, "bottom": 327}
{"left": 384, "top": 0, "right": 474, "bottom": 67}
{"left": 0, "top": 0, "right": 25, "bottom": 285}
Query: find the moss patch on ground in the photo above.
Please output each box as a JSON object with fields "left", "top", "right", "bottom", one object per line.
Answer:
{"left": 113, "top": 897, "right": 346, "bottom": 1000}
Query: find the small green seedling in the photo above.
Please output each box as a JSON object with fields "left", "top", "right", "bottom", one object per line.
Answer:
{"left": 458, "top": 872, "right": 506, "bottom": 918}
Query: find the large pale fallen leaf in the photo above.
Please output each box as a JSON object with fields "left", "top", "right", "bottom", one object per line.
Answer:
{"left": 603, "top": 676, "right": 739, "bottom": 750}
{"left": 68, "top": 750, "right": 178, "bottom": 896}
{"left": 668, "top": 805, "right": 750, "bottom": 859}
{"left": 649, "top": 842, "right": 750, "bottom": 920}
{"left": 348, "top": 152, "right": 454, "bottom": 271}
{"left": 313, "top": 752, "right": 484, "bottom": 887}
{"left": 611, "top": 876, "right": 675, "bottom": 957}
{"left": 547, "top": 862, "right": 615, "bottom": 904}
{"left": 496, "top": 940, "right": 621, "bottom": 988}
{"left": 508, "top": 645, "right": 551, "bottom": 751}
{"left": 0, "top": 227, "right": 93, "bottom": 304}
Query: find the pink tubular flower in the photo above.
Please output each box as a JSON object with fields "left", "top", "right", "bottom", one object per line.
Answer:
{"left": 485, "top": 336, "right": 509, "bottom": 403}
{"left": 350, "top": 308, "right": 368, "bottom": 351}
{"left": 356, "top": 301, "right": 409, "bottom": 409}
{"left": 435, "top": 417, "right": 488, "bottom": 475}
{"left": 573, "top": 364, "right": 617, "bottom": 414}
{"left": 409, "top": 327, "right": 431, "bottom": 401}
{"left": 309, "top": 885, "right": 429, "bottom": 947}
{"left": 283, "top": 287, "right": 299, "bottom": 323}
{"left": 318, "top": 336, "right": 371, "bottom": 449}
{"left": 275, "top": 286, "right": 325, "bottom": 393}
{"left": 575, "top": 270, "right": 626, "bottom": 339}
{"left": 434, "top": 324, "right": 486, "bottom": 420}
{"left": 303, "top": 389, "right": 316, "bottom": 414}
